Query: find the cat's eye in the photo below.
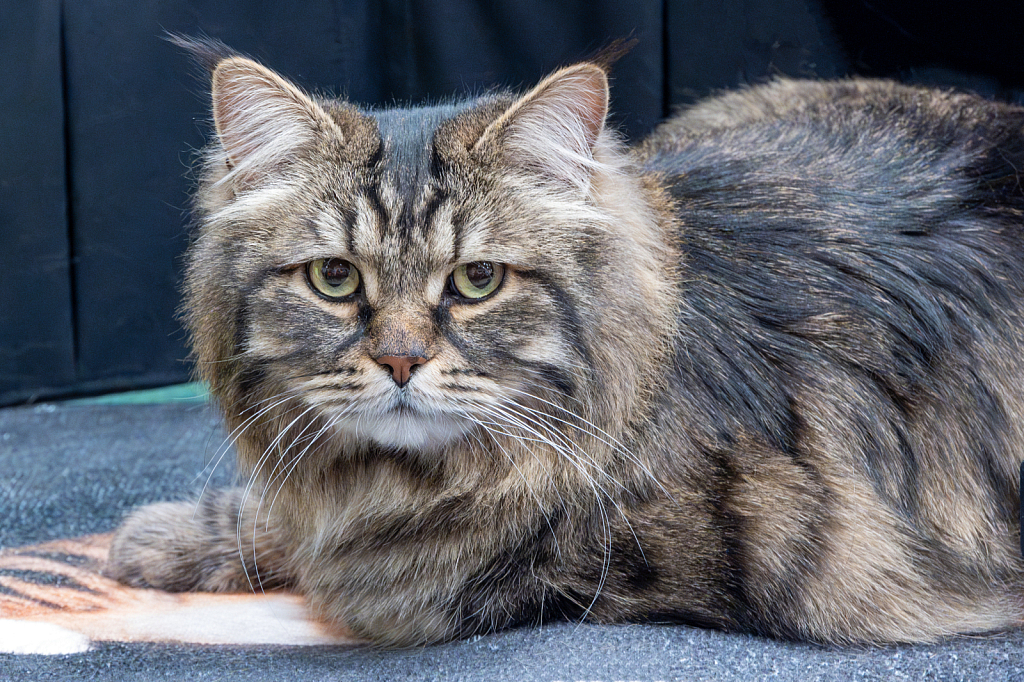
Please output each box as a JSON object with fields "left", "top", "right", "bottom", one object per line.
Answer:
{"left": 449, "top": 261, "right": 505, "bottom": 301}
{"left": 306, "top": 258, "right": 361, "bottom": 300}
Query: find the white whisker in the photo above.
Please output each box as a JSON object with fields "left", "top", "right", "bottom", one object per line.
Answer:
{"left": 246, "top": 400, "right": 325, "bottom": 592}
{"left": 264, "top": 408, "right": 348, "bottom": 524}
{"left": 503, "top": 385, "right": 670, "bottom": 499}
{"left": 192, "top": 389, "right": 303, "bottom": 517}
{"left": 455, "top": 409, "right": 565, "bottom": 560}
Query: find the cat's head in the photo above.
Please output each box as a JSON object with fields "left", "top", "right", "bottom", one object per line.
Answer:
{"left": 179, "top": 38, "right": 675, "bottom": 475}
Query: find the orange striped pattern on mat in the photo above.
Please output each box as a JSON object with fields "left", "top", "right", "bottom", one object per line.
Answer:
{"left": 0, "top": 534, "right": 358, "bottom": 654}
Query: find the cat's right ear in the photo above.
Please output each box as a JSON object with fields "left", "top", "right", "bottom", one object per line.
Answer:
{"left": 169, "top": 35, "right": 346, "bottom": 182}
{"left": 208, "top": 56, "right": 342, "bottom": 179}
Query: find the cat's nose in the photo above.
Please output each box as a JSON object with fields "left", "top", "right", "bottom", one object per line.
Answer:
{"left": 374, "top": 355, "right": 427, "bottom": 387}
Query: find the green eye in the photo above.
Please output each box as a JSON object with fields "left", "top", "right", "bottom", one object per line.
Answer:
{"left": 306, "top": 258, "right": 361, "bottom": 300}
{"left": 450, "top": 261, "right": 505, "bottom": 300}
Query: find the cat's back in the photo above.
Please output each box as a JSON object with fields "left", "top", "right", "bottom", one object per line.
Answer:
{"left": 642, "top": 77, "right": 1024, "bottom": 156}
{"left": 636, "top": 78, "right": 1024, "bottom": 289}
{"left": 639, "top": 79, "right": 1024, "bottom": 220}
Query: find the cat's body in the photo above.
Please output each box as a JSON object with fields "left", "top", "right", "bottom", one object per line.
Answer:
{"left": 108, "top": 39, "right": 1024, "bottom": 646}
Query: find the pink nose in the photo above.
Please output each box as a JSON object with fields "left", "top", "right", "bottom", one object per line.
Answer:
{"left": 375, "top": 355, "right": 427, "bottom": 387}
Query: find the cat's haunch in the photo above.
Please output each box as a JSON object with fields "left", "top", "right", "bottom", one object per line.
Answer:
{"left": 108, "top": 36, "right": 1024, "bottom": 646}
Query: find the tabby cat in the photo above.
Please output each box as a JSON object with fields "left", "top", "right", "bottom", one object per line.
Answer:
{"left": 107, "top": 37, "right": 1024, "bottom": 646}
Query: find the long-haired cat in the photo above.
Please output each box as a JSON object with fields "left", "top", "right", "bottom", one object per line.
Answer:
{"left": 107, "top": 37, "right": 1024, "bottom": 646}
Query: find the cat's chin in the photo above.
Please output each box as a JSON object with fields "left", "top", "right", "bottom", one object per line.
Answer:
{"left": 326, "top": 408, "right": 472, "bottom": 451}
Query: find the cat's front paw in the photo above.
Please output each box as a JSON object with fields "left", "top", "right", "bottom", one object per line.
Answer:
{"left": 105, "top": 495, "right": 268, "bottom": 593}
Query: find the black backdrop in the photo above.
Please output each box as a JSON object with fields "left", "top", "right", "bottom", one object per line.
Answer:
{"left": 2, "top": 1, "right": 1022, "bottom": 405}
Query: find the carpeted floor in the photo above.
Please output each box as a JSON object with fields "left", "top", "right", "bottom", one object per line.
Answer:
{"left": 1, "top": 396, "right": 1023, "bottom": 681}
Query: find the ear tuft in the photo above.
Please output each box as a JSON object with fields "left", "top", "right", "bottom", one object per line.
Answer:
{"left": 165, "top": 33, "right": 238, "bottom": 74}
{"left": 476, "top": 63, "right": 610, "bottom": 191}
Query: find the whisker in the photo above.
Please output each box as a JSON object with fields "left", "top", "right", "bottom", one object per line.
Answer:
{"left": 475, "top": 402, "right": 622, "bottom": 498}
{"left": 454, "top": 409, "right": 564, "bottom": 560}
{"left": 502, "top": 399, "right": 650, "bottom": 563}
{"left": 503, "top": 385, "right": 671, "bottom": 499}
{"left": 469, "top": 395, "right": 650, "bottom": 612}
{"left": 192, "top": 389, "right": 303, "bottom": 517}
{"left": 264, "top": 409, "right": 348, "bottom": 524}
{"left": 245, "top": 401, "right": 326, "bottom": 592}
{"left": 479, "top": 398, "right": 617, "bottom": 626}
{"left": 236, "top": 442, "right": 281, "bottom": 593}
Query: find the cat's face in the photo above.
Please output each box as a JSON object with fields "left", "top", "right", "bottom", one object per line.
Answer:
{"left": 241, "top": 110, "right": 598, "bottom": 451}
{"left": 184, "top": 50, "right": 674, "bottom": 465}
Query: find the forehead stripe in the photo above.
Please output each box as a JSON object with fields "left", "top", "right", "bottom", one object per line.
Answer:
{"left": 361, "top": 184, "right": 389, "bottom": 235}
{"left": 420, "top": 189, "right": 449, "bottom": 239}
{"left": 450, "top": 206, "right": 463, "bottom": 264}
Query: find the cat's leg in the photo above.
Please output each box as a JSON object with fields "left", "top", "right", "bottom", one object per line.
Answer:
{"left": 105, "top": 488, "right": 293, "bottom": 593}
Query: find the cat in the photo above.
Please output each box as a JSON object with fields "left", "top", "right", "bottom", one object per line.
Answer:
{"left": 107, "top": 36, "right": 1024, "bottom": 647}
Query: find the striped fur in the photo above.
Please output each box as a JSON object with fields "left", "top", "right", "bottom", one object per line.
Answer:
{"left": 108, "top": 38, "right": 1024, "bottom": 646}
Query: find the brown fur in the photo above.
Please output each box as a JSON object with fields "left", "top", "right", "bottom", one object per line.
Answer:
{"left": 107, "top": 37, "right": 1024, "bottom": 646}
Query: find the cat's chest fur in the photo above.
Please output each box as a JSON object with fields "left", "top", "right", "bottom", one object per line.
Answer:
{"left": 106, "top": 37, "right": 1024, "bottom": 647}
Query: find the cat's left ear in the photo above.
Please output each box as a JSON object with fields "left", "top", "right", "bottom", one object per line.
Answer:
{"left": 475, "top": 63, "right": 610, "bottom": 192}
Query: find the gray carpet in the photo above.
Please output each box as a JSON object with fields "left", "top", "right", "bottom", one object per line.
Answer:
{"left": 2, "top": 401, "right": 1023, "bottom": 681}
